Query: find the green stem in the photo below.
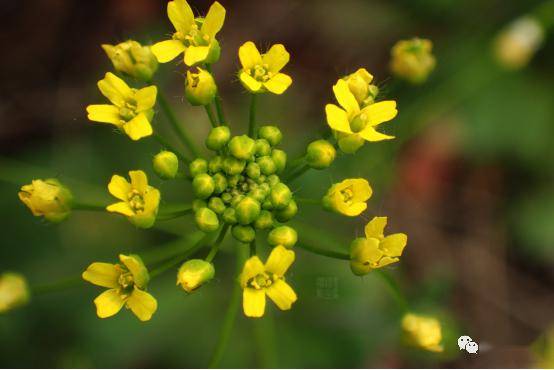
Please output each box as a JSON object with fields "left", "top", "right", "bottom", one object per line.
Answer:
{"left": 31, "top": 276, "right": 82, "bottom": 295}
{"left": 253, "top": 311, "right": 278, "bottom": 367}
{"left": 284, "top": 163, "right": 310, "bottom": 183}
{"left": 248, "top": 94, "right": 257, "bottom": 137}
{"left": 295, "top": 198, "right": 321, "bottom": 205}
{"left": 374, "top": 270, "right": 409, "bottom": 313}
{"left": 206, "top": 224, "right": 230, "bottom": 262}
{"left": 157, "top": 90, "right": 200, "bottom": 158}
{"left": 204, "top": 104, "right": 218, "bottom": 128}
{"left": 249, "top": 239, "right": 256, "bottom": 256}
{"left": 73, "top": 202, "right": 106, "bottom": 212}
{"left": 205, "top": 64, "right": 226, "bottom": 125}
{"left": 296, "top": 242, "right": 350, "bottom": 260}
{"left": 153, "top": 133, "right": 192, "bottom": 165}
{"left": 157, "top": 204, "right": 194, "bottom": 221}
{"left": 208, "top": 243, "right": 248, "bottom": 368}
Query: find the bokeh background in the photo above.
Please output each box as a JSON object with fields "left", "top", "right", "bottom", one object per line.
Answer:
{"left": 1, "top": 0, "right": 553, "bottom": 368}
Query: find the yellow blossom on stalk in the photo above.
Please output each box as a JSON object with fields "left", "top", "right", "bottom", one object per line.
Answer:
{"left": 326, "top": 79, "right": 397, "bottom": 154}
{"left": 342, "top": 68, "right": 379, "bottom": 106}
{"left": 86, "top": 72, "right": 157, "bottom": 141}
{"left": 401, "top": 313, "right": 444, "bottom": 352}
{"left": 238, "top": 41, "right": 292, "bottom": 94}
{"left": 102, "top": 40, "right": 158, "bottom": 82}
{"left": 18, "top": 178, "right": 73, "bottom": 223}
{"left": 0, "top": 272, "right": 30, "bottom": 313}
{"left": 390, "top": 38, "right": 436, "bottom": 84}
{"left": 494, "top": 16, "right": 544, "bottom": 70}
{"left": 82, "top": 254, "right": 157, "bottom": 321}
{"left": 350, "top": 216, "right": 407, "bottom": 275}
{"left": 106, "top": 170, "right": 160, "bottom": 229}
{"left": 151, "top": 0, "right": 225, "bottom": 66}
{"left": 322, "top": 178, "right": 372, "bottom": 217}
{"left": 240, "top": 246, "right": 297, "bottom": 318}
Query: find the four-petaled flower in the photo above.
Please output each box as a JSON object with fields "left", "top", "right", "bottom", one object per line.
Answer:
{"left": 238, "top": 41, "right": 292, "bottom": 94}
{"left": 106, "top": 170, "right": 160, "bottom": 229}
{"left": 82, "top": 254, "right": 157, "bottom": 321}
{"left": 151, "top": 0, "right": 226, "bottom": 66}
{"left": 401, "top": 313, "right": 443, "bottom": 352}
{"left": 240, "top": 245, "right": 297, "bottom": 318}
{"left": 322, "top": 178, "right": 372, "bottom": 217}
{"left": 86, "top": 72, "right": 157, "bottom": 141}
{"left": 18, "top": 178, "right": 73, "bottom": 223}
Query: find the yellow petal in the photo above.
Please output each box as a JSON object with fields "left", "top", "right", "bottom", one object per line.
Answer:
{"left": 337, "top": 200, "right": 367, "bottom": 216}
{"left": 143, "top": 188, "right": 161, "bottom": 214}
{"left": 239, "top": 256, "right": 265, "bottom": 287}
{"left": 351, "top": 178, "right": 372, "bottom": 202}
{"left": 94, "top": 289, "right": 125, "bottom": 318}
{"left": 361, "top": 100, "right": 398, "bottom": 126}
{"left": 167, "top": 0, "right": 194, "bottom": 34}
{"left": 364, "top": 216, "right": 387, "bottom": 240}
{"left": 265, "top": 246, "right": 295, "bottom": 277}
{"left": 325, "top": 104, "right": 352, "bottom": 133}
{"left": 119, "top": 254, "right": 149, "bottom": 288}
{"left": 135, "top": 86, "right": 157, "bottom": 112}
{"left": 184, "top": 45, "right": 210, "bottom": 66}
{"left": 350, "top": 237, "right": 382, "bottom": 265}
{"left": 98, "top": 72, "right": 132, "bottom": 107}
{"left": 107, "top": 174, "right": 131, "bottom": 200}
{"left": 332, "top": 79, "right": 359, "bottom": 115}
{"left": 239, "top": 71, "right": 263, "bottom": 93}
{"left": 358, "top": 127, "right": 394, "bottom": 142}
{"left": 238, "top": 41, "right": 262, "bottom": 69}
{"left": 106, "top": 201, "right": 134, "bottom": 216}
{"left": 151, "top": 40, "right": 186, "bottom": 63}
{"left": 263, "top": 73, "right": 292, "bottom": 95}
{"left": 262, "top": 44, "right": 289, "bottom": 73}
{"left": 201, "top": 1, "right": 226, "bottom": 38}
{"left": 82, "top": 263, "right": 121, "bottom": 288}
{"left": 375, "top": 256, "right": 399, "bottom": 268}
{"left": 380, "top": 233, "right": 407, "bottom": 257}
{"left": 127, "top": 287, "right": 157, "bottom": 322}
{"left": 243, "top": 287, "right": 265, "bottom": 318}
{"left": 123, "top": 113, "right": 153, "bottom": 141}
{"left": 266, "top": 279, "right": 297, "bottom": 311}
{"left": 86, "top": 104, "right": 121, "bottom": 125}
{"left": 129, "top": 170, "right": 148, "bottom": 192}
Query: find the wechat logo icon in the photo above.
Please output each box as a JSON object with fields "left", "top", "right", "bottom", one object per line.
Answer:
{"left": 458, "top": 335, "right": 479, "bottom": 354}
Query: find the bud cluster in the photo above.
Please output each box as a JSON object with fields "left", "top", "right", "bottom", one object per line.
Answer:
{"left": 191, "top": 125, "right": 297, "bottom": 243}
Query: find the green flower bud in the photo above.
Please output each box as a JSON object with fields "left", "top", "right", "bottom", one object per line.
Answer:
{"left": 189, "top": 158, "right": 208, "bottom": 177}
{"left": 258, "top": 126, "right": 282, "bottom": 146}
{"left": 177, "top": 259, "right": 215, "bottom": 293}
{"left": 268, "top": 226, "right": 297, "bottom": 248}
{"left": 255, "top": 139, "right": 271, "bottom": 156}
{"left": 208, "top": 197, "right": 226, "bottom": 214}
{"left": 206, "top": 126, "right": 231, "bottom": 151}
{"left": 185, "top": 67, "right": 217, "bottom": 106}
{"left": 259, "top": 182, "right": 270, "bottom": 193}
{"left": 267, "top": 174, "right": 280, "bottom": 186}
{"left": 228, "top": 174, "right": 241, "bottom": 188}
{"left": 212, "top": 173, "right": 228, "bottom": 194}
{"left": 342, "top": 68, "right": 373, "bottom": 105}
{"left": 262, "top": 200, "right": 273, "bottom": 210}
{"left": 209, "top": 155, "right": 224, "bottom": 173}
{"left": 337, "top": 133, "right": 365, "bottom": 154}
{"left": 230, "top": 194, "right": 245, "bottom": 208}
{"left": 221, "top": 192, "right": 233, "bottom": 204}
{"left": 195, "top": 207, "right": 220, "bottom": 232}
{"left": 306, "top": 140, "right": 336, "bottom": 169}
{"left": 275, "top": 199, "right": 298, "bottom": 222}
{"left": 232, "top": 225, "right": 256, "bottom": 243}
{"left": 248, "top": 187, "right": 266, "bottom": 202}
{"left": 222, "top": 207, "right": 238, "bottom": 224}
{"left": 192, "top": 200, "right": 207, "bottom": 214}
{"left": 270, "top": 183, "right": 292, "bottom": 210}
{"left": 235, "top": 197, "right": 261, "bottom": 225}
{"left": 0, "top": 272, "right": 30, "bottom": 313}
{"left": 228, "top": 135, "right": 256, "bottom": 160}
{"left": 271, "top": 149, "right": 287, "bottom": 173}
{"left": 192, "top": 173, "right": 215, "bottom": 199}
{"left": 349, "top": 113, "right": 368, "bottom": 133}
{"left": 152, "top": 151, "right": 179, "bottom": 179}
{"left": 257, "top": 156, "right": 276, "bottom": 175}
{"left": 223, "top": 156, "right": 246, "bottom": 176}
{"left": 254, "top": 210, "right": 274, "bottom": 230}
{"left": 246, "top": 162, "right": 261, "bottom": 179}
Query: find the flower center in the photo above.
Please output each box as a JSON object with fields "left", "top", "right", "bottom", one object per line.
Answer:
{"left": 248, "top": 64, "right": 272, "bottom": 82}
{"left": 340, "top": 186, "right": 354, "bottom": 204}
{"left": 118, "top": 270, "right": 134, "bottom": 290}
{"left": 173, "top": 21, "right": 210, "bottom": 47}
{"left": 127, "top": 190, "right": 145, "bottom": 213}
{"left": 248, "top": 273, "right": 273, "bottom": 290}
{"left": 349, "top": 113, "right": 368, "bottom": 133}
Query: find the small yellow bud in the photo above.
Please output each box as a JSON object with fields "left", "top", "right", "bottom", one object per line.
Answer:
{"left": 258, "top": 126, "right": 282, "bottom": 146}
{"left": 342, "top": 68, "right": 374, "bottom": 105}
{"left": 228, "top": 135, "right": 256, "bottom": 160}
{"left": 257, "top": 156, "right": 277, "bottom": 175}
{"left": 306, "top": 140, "right": 336, "bottom": 169}
{"left": 206, "top": 126, "right": 231, "bottom": 151}
{"left": 390, "top": 38, "right": 436, "bottom": 84}
{"left": 402, "top": 313, "right": 444, "bottom": 352}
{"left": 192, "top": 173, "right": 215, "bottom": 199}
{"left": 274, "top": 199, "right": 297, "bottom": 222}
{"left": 102, "top": 40, "right": 158, "bottom": 82}
{"left": 494, "top": 16, "right": 544, "bottom": 70}
{"left": 223, "top": 156, "right": 246, "bottom": 175}
{"left": 185, "top": 67, "right": 217, "bottom": 106}
{"left": 254, "top": 210, "right": 274, "bottom": 230}
{"left": 0, "top": 272, "right": 30, "bottom": 313}
{"left": 271, "top": 149, "right": 287, "bottom": 173}
{"left": 176, "top": 259, "right": 215, "bottom": 293}
{"left": 195, "top": 207, "right": 220, "bottom": 232}
{"left": 232, "top": 224, "right": 256, "bottom": 243}
{"left": 235, "top": 197, "right": 261, "bottom": 225}
{"left": 18, "top": 179, "right": 73, "bottom": 223}
{"left": 268, "top": 226, "right": 297, "bottom": 248}
{"left": 152, "top": 151, "right": 179, "bottom": 179}
{"left": 337, "top": 133, "right": 365, "bottom": 154}
{"left": 270, "top": 183, "right": 292, "bottom": 210}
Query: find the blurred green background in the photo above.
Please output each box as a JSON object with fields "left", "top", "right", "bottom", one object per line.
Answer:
{"left": 1, "top": 0, "right": 553, "bottom": 367}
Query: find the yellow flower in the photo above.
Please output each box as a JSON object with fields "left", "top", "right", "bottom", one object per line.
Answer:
{"left": 342, "top": 68, "right": 379, "bottom": 106}
{"left": 82, "top": 254, "right": 157, "bottom": 321}
{"left": 86, "top": 72, "right": 157, "bottom": 141}
{"left": 494, "top": 16, "right": 544, "bottom": 70}
{"left": 390, "top": 38, "right": 436, "bottom": 84}
{"left": 102, "top": 40, "right": 158, "bottom": 82}
{"left": 238, "top": 41, "right": 292, "bottom": 94}
{"left": 151, "top": 0, "right": 225, "bottom": 66}
{"left": 106, "top": 170, "right": 160, "bottom": 229}
{"left": 240, "top": 246, "right": 297, "bottom": 318}
{"left": 18, "top": 178, "right": 73, "bottom": 223}
{"left": 176, "top": 259, "right": 215, "bottom": 293}
{"left": 402, "top": 313, "right": 443, "bottom": 352}
{"left": 326, "top": 79, "right": 397, "bottom": 153}
{"left": 322, "top": 178, "right": 372, "bottom": 217}
{"left": 350, "top": 216, "right": 407, "bottom": 275}
{"left": 0, "top": 272, "right": 30, "bottom": 313}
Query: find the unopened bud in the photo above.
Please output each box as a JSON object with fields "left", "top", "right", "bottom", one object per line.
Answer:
{"left": 206, "top": 126, "right": 231, "bottom": 151}
{"left": 192, "top": 174, "right": 215, "bottom": 199}
{"left": 257, "top": 156, "right": 276, "bottom": 175}
{"left": 255, "top": 139, "right": 271, "bottom": 156}
{"left": 268, "top": 226, "right": 297, "bottom": 248}
{"left": 209, "top": 156, "right": 224, "bottom": 173}
{"left": 185, "top": 67, "right": 217, "bottom": 106}
{"left": 390, "top": 38, "right": 436, "bottom": 84}
{"left": 232, "top": 225, "right": 256, "bottom": 243}
{"left": 306, "top": 140, "right": 336, "bottom": 169}
{"left": 246, "top": 162, "right": 261, "bottom": 179}
{"left": 270, "top": 183, "right": 292, "bottom": 210}
{"left": 153, "top": 151, "right": 179, "bottom": 179}
{"left": 0, "top": 272, "right": 30, "bottom": 313}
{"left": 102, "top": 40, "right": 158, "bottom": 82}
{"left": 222, "top": 207, "right": 238, "bottom": 224}
{"left": 254, "top": 210, "right": 274, "bottom": 230}
{"left": 223, "top": 156, "right": 246, "bottom": 175}
{"left": 189, "top": 158, "right": 208, "bottom": 177}
{"left": 208, "top": 197, "right": 226, "bottom": 214}
{"left": 342, "top": 68, "right": 373, "bottom": 105}
{"left": 176, "top": 259, "right": 215, "bottom": 293}
{"left": 258, "top": 126, "right": 282, "bottom": 146}
{"left": 235, "top": 197, "right": 261, "bottom": 225}
{"left": 228, "top": 135, "right": 256, "bottom": 160}
{"left": 274, "top": 199, "right": 298, "bottom": 222}
{"left": 337, "top": 133, "right": 365, "bottom": 154}
{"left": 271, "top": 149, "right": 287, "bottom": 173}
{"left": 195, "top": 207, "right": 220, "bottom": 232}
